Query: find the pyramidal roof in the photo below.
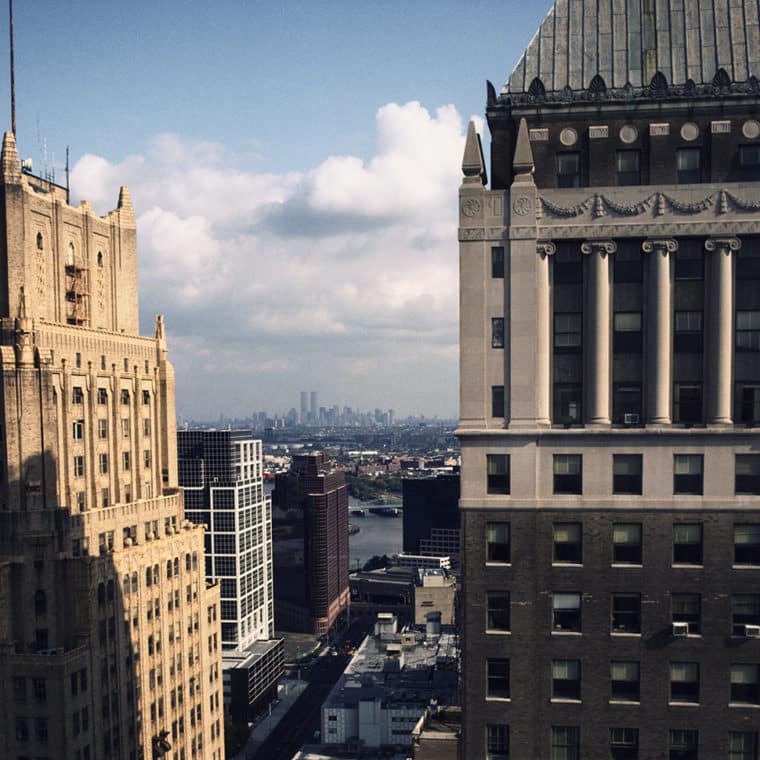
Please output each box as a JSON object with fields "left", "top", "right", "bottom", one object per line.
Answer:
{"left": 505, "top": 0, "right": 760, "bottom": 95}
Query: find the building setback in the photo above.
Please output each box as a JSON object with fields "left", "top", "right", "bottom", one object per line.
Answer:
{"left": 272, "top": 452, "right": 350, "bottom": 635}
{"left": 458, "top": 2, "right": 760, "bottom": 759}
{"left": 0, "top": 132, "right": 224, "bottom": 759}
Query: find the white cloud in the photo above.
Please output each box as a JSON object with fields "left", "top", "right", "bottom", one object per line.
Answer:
{"left": 70, "top": 101, "right": 469, "bottom": 419}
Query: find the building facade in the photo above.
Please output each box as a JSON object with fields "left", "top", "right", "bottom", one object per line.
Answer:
{"left": 0, "top": 132, "right": 224, "bottom": 759}
{"left": 459, "top": 3, "right": 760, "bottom": 759}
{"left": 272, "top": 452, "right": 349, "bottom": 635}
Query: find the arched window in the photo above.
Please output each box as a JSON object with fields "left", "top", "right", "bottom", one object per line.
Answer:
{"left": 34, "top": 589, "right": 46, "bottom": 615}
{"left": 36, "top": 232, "right": 43, "bottom": 251}
{"left": 166, "top": 560, "right": 172, "bottom": 579}
{"left": 131, "top": 571, "right": 138, "bottom": 593}
{"left": 97, "top": 251, "right": 103, "bottom": 267}
{"left": 106, "top": 580, "right": 114, "bottom": 602}
{"left": 97, "top": 583, "right": 106, "bottom": 606}
{"left": 146, "top": 567, "right": 152, "bottom": 587}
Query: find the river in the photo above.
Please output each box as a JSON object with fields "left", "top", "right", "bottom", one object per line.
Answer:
{"left": 348, "top": 496, "right": 403, "bottom": 570}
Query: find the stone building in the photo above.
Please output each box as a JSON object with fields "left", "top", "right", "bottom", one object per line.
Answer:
{"left": 458, "top": 2, "right": 760, "bottom": 758}
{"left": 0, "top": 132, "right": 224, "bottom": 759}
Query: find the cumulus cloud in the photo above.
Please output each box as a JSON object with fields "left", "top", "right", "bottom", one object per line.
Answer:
{"left": 70, "top": 101, "right": 468, "bottom": 419}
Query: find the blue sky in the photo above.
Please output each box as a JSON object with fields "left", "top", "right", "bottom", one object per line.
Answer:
{"left": 6, "top": 1, "right": 553, "bottom": 419}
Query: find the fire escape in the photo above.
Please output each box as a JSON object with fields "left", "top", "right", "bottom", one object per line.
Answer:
{"left": 65, "top": 246, "right": 89, "bottom": 326}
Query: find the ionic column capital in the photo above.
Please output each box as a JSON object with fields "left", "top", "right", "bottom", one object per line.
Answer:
{"left": 642, "top": 238, "right": 678, "bottom": 254}
{"left": 536, "top": 241, "right": 556, "bottom": 258}
{"left": 581, "top": 239, "right": 617, "bottom": 256}
{"left": 704, "top": 237, "right": 742, "bottom": 253}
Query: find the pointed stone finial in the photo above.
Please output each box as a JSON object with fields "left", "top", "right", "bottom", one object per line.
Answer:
{"left": 1, "top": 130, "right": 21, "bottom": 182}
{"left": 117, "top": 185, "right": 134, "bottom": 214}
{"left": 513, "top": 118, "right": 534, "bottom": 176}
{"left": 154, "top": 314, "right": 165, "bottom": 341}
{"left": 462, "top": 121, "right": 486, "bottom": 185}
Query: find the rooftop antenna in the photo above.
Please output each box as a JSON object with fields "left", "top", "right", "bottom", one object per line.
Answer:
{"left": 9, "top": 0, "right": 15, "bottom": 135}
{"left": 65, "top": 145, "right": 69, "bottom": 202}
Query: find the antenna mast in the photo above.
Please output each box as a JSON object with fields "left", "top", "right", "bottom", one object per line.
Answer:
{"left": 65, "top": 145, "right": 70, "bottom": 202}
{"left": 9, "top": 0, "right": 15, "bottom": 135}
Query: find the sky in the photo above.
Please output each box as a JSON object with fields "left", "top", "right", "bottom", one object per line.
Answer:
{"left": 5, "top": 1, "right": 553, "bottom": 420}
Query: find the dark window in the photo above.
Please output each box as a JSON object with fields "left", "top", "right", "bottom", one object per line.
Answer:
{"left": 32, "top": 678, "right": 46, "bottom": 702}
{"left": 669, "top": 729, "right": 698, "bottom": 760}
{"left": 616, "top": 150, "right": 640, "bottom": 186}
{"left": 673, "top": 524, "right": 703, "bottom": 565}
{"left": 491, "top": 247, "right": 505, "bottom": 278}
{"left": 670, "top": 662, "right": 699, "bottom": 703}
{"left": 673, "top": 593, "right": 701, "bottom": 634}
{"left": 737, "top": 311, "right": 760, "bottom": 352}
{"left": 553, "top": 246, "right": 582, "bottom": 283}
{"left": 610, "top": 662, "right": 640, "bottom": 702}
{"left": 553, "top": 523, "right": 582, "bottom": 564}
{"left": 486, "top": 523, "right": 510, "bottom": 563}
{"left": 120, "top": 389, "right": 129, "bottom": 405}
{"left": 613, "top": 524, "right": 642, "bottom": 564}
{"left": 97, "top": 388, "right": 107, "bottom": 404}
{"left": 491, "top": 385, "right": 505, "bottom": 418}
{"left": 551, "top": 726, "right": 579, "bottom": 760}
{"left": 553, "top": 454, "right": 582, "bottom": 494}
{"left": 739, "top": 385, "right": 760, "bottom": 423}
{"left": 486, "top": 592, "right": 510, "bottom": 631}
{"left": 674, "top": 455, "right": 703, "bottom": 494}
{"left": 557, "top": 153, "right": 580, "bottom": 188}
{"left": 552, "top": 592, "right": 581, "bottom": 632}
{"left": 677, "top": 148, "right": 702, "bottom": 183}
{"left": 486, "top": 724, "right": 510, "bottom": 760}
{"left": 34, "top": 589, "right": 47, "bottom": 615}
{"left": 674, "top": 247, "right": 704, "bottom": 280}
{"left": 610, "top": 727, "right": 639, "bottom": 760}
{"left": 487, "top": 454, "right": 510, "bottom": 494}
{"left": 614, "top": 245, "right": 643, "bottom": 283}
{"left": 731, "top": 664, "right": 760, "bottom": 705}
{"left": 554, "top": 313, "right": 582, "bottom": 351}
{"left": 613, "top": 312, "right": 642, "bottom": 352}
{"left": 674, "top": 311, "right": 703, "bottom": 353}
{"left": 486, "top": 658, "right": 510, "bottom": 699}
{"left": 551, "top": 659, "right": 581, "bottom": 700}
{"left": 613, "top": 384, "right": 642, "bottom": 424}
{"left": 13, "top": 676, "right": 26, "bottom": 702}
{"left": 732, "top": 594, "right": 760, "bottom": 636}
{"left": 554, "top": 384, "right": 582, "bottom": 424}
{"left": 738, "top": 248, "right": 760, "bottom": 279}
{"left": 72, "top": 386, "right": 84, "bottom": 404}
{"left": 735, "top": 525, "right": 760, "bottom": 565}
{"left": 492, "top": 318, "right": 505, "bottom": 349}
{"left": 613, "top": 454, "right": 642, "bottom": 494}
{"left": 142, "top": 389, "right": 151, "bottom": 405}
{"left": 612, "top": 594, "right": 641, "bottom": 633}
{"left": 673, "top": 384, "right": 703, "bottom": 424}
{"left": 729, "top": 732, "right": 759, "bottom": 760}
{"left": 739, "top": 145, "right": 760, "bottom": 180}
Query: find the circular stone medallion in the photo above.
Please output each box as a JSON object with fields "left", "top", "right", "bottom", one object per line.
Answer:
{"left": 743, "top": 120, "right": 760, "bottom": 140}
{"left": 680, "top": 122, "right": 700, "bottom": 141}
{"left": 559, "top": 127, "right": 578, "bottom": 146}
{"left": 619, "top": 125, "right": 638, "bottom": 144}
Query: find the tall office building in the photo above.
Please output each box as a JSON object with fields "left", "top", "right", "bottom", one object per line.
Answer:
{"left": 300, "top": 391, "right": 308, "bottom": 425}
{"left": 459, "top": 3, "right": 760, "bottom": 758}
{"left": 271, "top": 452, "right": 349, "bottom": 635}
{"left": 0, "top": 132, "right": 224, "bottom": 759}
{"left": 310, "top": 391, "right": 318, "bottom": 425}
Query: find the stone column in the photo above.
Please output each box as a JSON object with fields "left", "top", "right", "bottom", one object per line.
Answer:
{"left": 581, "top": 240, "right": 616, "bottom": 425}
{"left": 642, "top": 238, "right": 678, "bottom": 424}
{"left": 705, "top": 237, "right": 741, "bottom": 424}
{"left": 536, "top": 241, "right": 555, "bottom": 425}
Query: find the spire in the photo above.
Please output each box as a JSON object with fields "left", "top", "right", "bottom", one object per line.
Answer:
{"left": 117, "top": 185, "right": 134, "bottom": 215}
{"left": 462, "top": 121, "right": 486, "bottom": 185}
{"left": 512, "top": 118, "right": 534, "bottom": 177}
{"left": 1, "top": 130, "right": 21, "bottom": 182}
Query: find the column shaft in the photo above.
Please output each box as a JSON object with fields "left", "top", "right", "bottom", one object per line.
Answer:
{"left": 535, "top": 243, "right": 554, "bottom": 425}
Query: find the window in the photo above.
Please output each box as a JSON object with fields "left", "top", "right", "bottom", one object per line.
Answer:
{"left": 72, "top": 419, "right": 84, "bottom": 439}
{"left": 731, "top": 664, "right": 760, "bottom": 705}
{"left": 13, "top": 676, "right": 26, "bottom": 702}
{"left": 737, "top": 311, "right": 760, "bottom": 351}
{"left": 677, "top": 147, "right": 702, "bottom": 183}
{"left": 97, "top": 387, "right": 107, "bottom": 404}
{"left": 486, "top": 724, "right": 509, "bottom": 760}
{"left": 729, "top": 732, "right": 759, "bottom": 760}
{"left": 73, "top": 455, "right": 84, "bottom": 478}
{"left": 32, "top": 677, "right": 46, "bottom": 702}
{"left": 123, "top": 452, "right": 131, "bottom": 471}
{"left": 613, "top": 455, "right": 642, "bottom": 494}
{"left": 121, "top": 418, "right": 129, "bottom": 438}
{"left": 144, "top": 450, "right": 151, "bottom": 468}
{"left": 737, "top": 455, "right": 760, "bottom": 494}
{"left": 672, "top": 524, "right": 703, "bottom": 565}
{"left": 674, "top": 385, "right": 703, "bottom": 424}
{"left": 486, "top": 523, "right": 510, "bottom": 563}
{"left": 72, "top": 386, "right": 84, "bottom": 404}
{"left": 486, "top": 454, "right": 510, "bottom": 494}
{"left": 613, "top": 384, "right": 642, "bottom": 424}
{"left": 610, "top": 662, "right": 640, "bottom": 702}
{"left": 613, "top": 312, "right": 642, "bottom": 352}
{"left": 735, "top": 525, "right": 760, "bottom": 565}
{"left": 553, "top": 246, "right": 582, "bottom": 283}
{"left": 554, "top": 384, "right": 582, "bottom": 424}
{"left": 553, "top": 454, "right": 582, "bottom": 494}
{"left": 553, "top": 523, "right": 582, "bottom": 564}
{"left": 739, "top": 144, "right": 760, "bottom": 179}
{"left": 99, "top": 454, "right": 109, "bottom": 475}
{"left": 614, "top": 245, "right": 643, "bottom": 283}
{"left": 144, "top": 418, "right": 151, "bottom": 437}
{"left": 34, "top": 589, "right": 47, "bottom": 615}
{"left": 612, "top": 594, "right": 641, "bottom": 634}
{"left": 486, "top": 592, "right": 510, "bottom": 631}
{"left": 98, "top": 419, "right": 108, "bottom": 439}
{"left": 733, "top": 594, "right": 760, "bottom": 636}
{"left": 616, "top": 150, "right": 640, "bottom": 186}
{"left": 492, "top": 318, "right": 505, "bottom": 348}
{"left": 674, "top": 455, "right": 703, "bottom": 495}
{"left": 552, "top": 592, "right": 581, "bottom": 632}
{"left": 121, "top": 389, "right": 129, "bottom": 405}
{"left": 101, "top": 488, "right": 109, "bottom": 508}
{"left": 486, "top": 658, "right": 510, "bottom": 699}
{"left": 551, "top": 726, "right": 579, "bottom": 760}
{"left": 673, "top": 594, "right": 701, "bottom": 634}
{"left": 554, "top": 313, "right": 582, "bottom": 351}
{"left": 491, "top": 385, "right": 505, "bottom": 418}
{"left": 670, "top": 662, "right": 700, "bottom": 703}
{"left": 491, "top": 246, "right": 505, "bottom": 278}
{"left": 552, "top": 659, "right": 580, "bottom": 700}
{"left": 675, "top": 245, "right": 704, "bottom": 280}
{"left": 76, "top": 491, "right": 86, "bottom": 512}
{"left": 143, "top": 389, "right": 151, "bottom": 405}
{"left": 557, "top": 152, "right": 580, "bottom": 188}
{"left": 612, "top": 524, "right": 642, "bottom": 564}
{"left": 610, "top": 727, "right": 638, "bottom": 760}
{"left": 674, "top": 310, "right": 703, "bottom": 353}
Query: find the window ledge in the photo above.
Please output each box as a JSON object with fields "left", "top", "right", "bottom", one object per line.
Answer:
{"left": 610, "top": 563, "right": 643, "bottom": 568}
{"left": 552, "top": 562, "right": 583, "bottom": 568}
{"left": 550, "top": 698, "right": 582, "bottom": 704}
{"left": 485, "top": 562, "right": 512, "bottom": 568}
{"left": 610, "top": 632, "right": 641, "bottom": 638}
{"left": 552, "top": 631, "right": 582, "bottom": 636}
{"left": 729, "top": 702, "right": 760, "bottom": 708}
{"left": 609, "top": 699, "right": 640, "bottom": 705}
{"left": 732, "top": 564, "right": 760, "bottom": 570}
{"left": 485, "top": 697, "right": 511, "bottom": 703}
{"left": 668, "top": 701, "right": 700, "bottom": 707}
{"left": 485, "top": 630, "right": 511, "bottom": 636}
{"left": 672, "top": 564, "right": 704, "bottom": 569}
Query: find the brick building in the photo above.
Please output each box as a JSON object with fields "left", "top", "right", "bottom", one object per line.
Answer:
{"left": 458, "top": 2, "right": 760, "bottom": 758}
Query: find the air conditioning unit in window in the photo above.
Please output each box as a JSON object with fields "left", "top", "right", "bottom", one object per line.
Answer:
{"left": 623, "top": 413, "right": 640, "bottom": 425}
{"left": 744, "top": 624, "right": 760, "bottom": 638}
{"left": 672, "top": 622, "right": 689, "bottom": 637}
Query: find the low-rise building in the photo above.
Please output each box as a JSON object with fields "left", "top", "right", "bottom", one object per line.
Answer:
{"left": 413, "top": 570, "right": 456, "bottom": 626}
